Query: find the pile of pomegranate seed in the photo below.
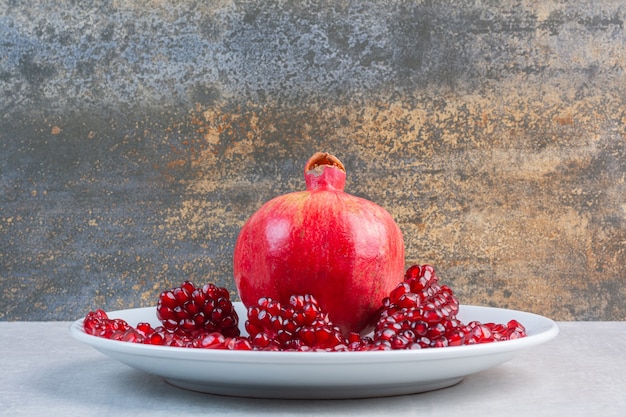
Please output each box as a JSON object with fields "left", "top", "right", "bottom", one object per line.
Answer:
{"left": 371, "top": 264, "right": 525, "bottom": 349}
{"left": 373, "top": 264, "right": 461, "bottom": 349}
{"left": 156, "top": 281, "right": 239, "bottom": 338}
{"left": 84, "top": 308, "right": 253, "bottom": 349}
{"left": 83, "top": 265, "right": 527, "bottom": 351}
{"left": 245, "top": 294, "right": 348, "bottom": 351}
{"left": 84, "top": 281, "right": 252, "bottom": 349}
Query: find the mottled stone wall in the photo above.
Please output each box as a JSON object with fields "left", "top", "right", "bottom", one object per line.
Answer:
{"left": 1, "top": 0, "right": 624, "bottom": 321}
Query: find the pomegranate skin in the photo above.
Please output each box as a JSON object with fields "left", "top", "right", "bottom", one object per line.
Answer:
{"left": 233, "top": 152, "right": 405, "bottom": 335}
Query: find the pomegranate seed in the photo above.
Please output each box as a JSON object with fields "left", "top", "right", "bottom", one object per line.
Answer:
{"left": 195, "top": 332, "right": 228, "bottom": 349}
{"left": 245, "top": 295, "right": 347, "bottom": 351}
{"left": 369, "top": 264, "right": 525, "bottom": 350}
{"left": 228, "top": 337, "right": 254, "bottom": 350}
{"left": 156, "top": 281, "right": 239, "bottom": 337}
{"left": 83, "top": 267, "right": 526, "bottom": 351}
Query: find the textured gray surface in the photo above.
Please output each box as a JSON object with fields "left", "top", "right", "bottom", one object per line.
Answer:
{"left": 1, "top": 0, "right": 625, "bottom": 320}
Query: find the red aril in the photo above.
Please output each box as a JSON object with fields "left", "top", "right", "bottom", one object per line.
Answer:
{"left": 233, "top": 152, "right": 405, "bottom": 335}
{"left": 82, "top": 267, "right": 527, "bottom": 350}
{"left": 245, "top": 294, "right": 348, "bottom": 351}
{"left": 156, "top": 281, "right": 239, "bottom": 337}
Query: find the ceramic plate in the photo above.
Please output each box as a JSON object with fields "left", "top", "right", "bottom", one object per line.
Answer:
{"left": 70, "top": 303, "right": 558, "bottom": 399}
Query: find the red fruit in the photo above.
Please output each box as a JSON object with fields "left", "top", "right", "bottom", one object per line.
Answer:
{"left": 372, "top": 264, "right": 527, "bottom": 349}
{"left": 194, "top": 332, "right": 230, "bottom": 349}
{"left": 82, "top": 269, "right": 526, "bottom": 351}
{"left": 373, "top": 264, "right": 461, "bottom": 349}
{"left": 83, "top": 309, "right": 110, "bottom": 336}
{"left": 227, "top": 337, "right": 254, "bottom": 350}
{"left": 84, "top": 309, "right": 135, "bottom": 340}
{"left": 156, "top": 281, "right": 240, "bottom": 337}
{"left": 245, "top": 295, "right": 348, "bottom": 351}
{"left": 234, "top": 152, "right": 405, "bottom": 335}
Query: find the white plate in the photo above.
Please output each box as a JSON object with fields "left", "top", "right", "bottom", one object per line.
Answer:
{"left": 69, "top": 303, "right": 558, "bottom": 399}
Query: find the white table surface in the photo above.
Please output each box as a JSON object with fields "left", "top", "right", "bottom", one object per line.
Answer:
{"left": 1, "top": 321, "right": 624, "bottom": 416}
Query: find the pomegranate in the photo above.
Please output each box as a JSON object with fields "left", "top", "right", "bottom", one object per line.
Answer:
{"left": 233, "top": 152, "right": 405, "bottom": 335}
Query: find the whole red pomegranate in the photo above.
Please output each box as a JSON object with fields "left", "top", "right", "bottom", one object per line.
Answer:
{"left": 233, "top": 152, "right": 405, "bottom": 335}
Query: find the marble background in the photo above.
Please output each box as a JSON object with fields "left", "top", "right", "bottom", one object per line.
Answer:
{"left": 1, "top": 0, "right": 624, "bottom": 321}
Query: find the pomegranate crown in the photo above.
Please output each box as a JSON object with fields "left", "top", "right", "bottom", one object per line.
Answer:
{"left": 304, "top": 152, "right": 346, "bottom": 191}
